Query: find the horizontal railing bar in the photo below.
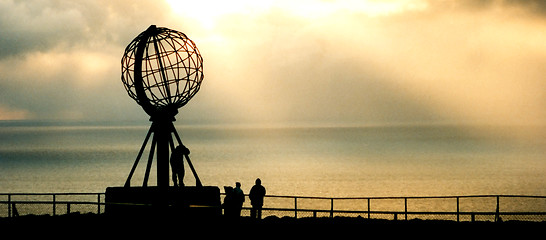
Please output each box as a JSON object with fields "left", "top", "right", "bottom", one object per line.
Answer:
{"left": 257, "top": 194, "right": 546, "bottom": 200}
{"left": 0, "top": 193, "right": 104, "bottom": 196}
{"left": 2, "top": 192, "right": 545, "bottom": 200}
{"left": 254, "top": 207, "right": 546, "bottom": 215}
{"left": 1, "top": 201, "right": 101, "bottom": 205}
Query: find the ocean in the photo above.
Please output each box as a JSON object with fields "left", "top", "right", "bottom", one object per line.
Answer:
{"left": 0, "top": 122, "right": 545, "bottom": 199}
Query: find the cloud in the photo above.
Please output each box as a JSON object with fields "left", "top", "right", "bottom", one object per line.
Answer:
{"left": 0, "top": 0, "right": 544, "bottom": 126}
{"left": 426, "top": 0, "right": 546, "bottom": 16}
{"left": 0, "top": 0, "right": 171, "bottom": 121}
{"left": 0, "top": 0, "right": 171, "bottom": 58}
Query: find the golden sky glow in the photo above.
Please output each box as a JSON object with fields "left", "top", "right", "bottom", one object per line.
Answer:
{"left": 167, "top": 0, "right": 428, "bottom": 27}
{"left": 0, "top": 0, "right": 545, "bottom": 127}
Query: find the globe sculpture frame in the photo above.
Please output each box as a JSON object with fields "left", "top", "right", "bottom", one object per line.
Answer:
{"left": 105, "top": 25, "right": 220, "bottom": 217}
{"left": 121, "top": 25, "right": 203, "bottom": 188}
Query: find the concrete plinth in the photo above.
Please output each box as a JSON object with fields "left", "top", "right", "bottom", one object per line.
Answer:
{"left": 105, "top": 186, "right": 221, "bottom": 218}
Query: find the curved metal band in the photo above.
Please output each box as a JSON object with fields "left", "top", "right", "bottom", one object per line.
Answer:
{"left": 133, "top": 25, "right": 157, "bottom": 116}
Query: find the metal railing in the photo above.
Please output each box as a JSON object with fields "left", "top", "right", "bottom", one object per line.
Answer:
{"left": 251, "top": 194, "right": 546, "bottom": 222}
{"left": 1, "top": 193, "right": 545, "bottom": 222}
{"left": 1, "top": 193, "right": 104, "bottom": 217}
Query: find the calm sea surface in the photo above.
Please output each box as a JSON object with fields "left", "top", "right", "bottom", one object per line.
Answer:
{"left": 0, "top": 122, "right": 545, "bottom": 198}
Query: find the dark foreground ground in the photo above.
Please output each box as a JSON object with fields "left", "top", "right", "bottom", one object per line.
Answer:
{"left": 1, "top": 213, "right": 544, "bottom": 237}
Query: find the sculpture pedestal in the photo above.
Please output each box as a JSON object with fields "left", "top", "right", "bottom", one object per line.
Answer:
{"left": 105, "top": 186, "right": 221, "bottom": 218}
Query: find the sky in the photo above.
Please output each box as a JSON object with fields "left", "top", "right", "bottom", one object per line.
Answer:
{"left": 0, "top": 0, "right": 545, "bottom": 127}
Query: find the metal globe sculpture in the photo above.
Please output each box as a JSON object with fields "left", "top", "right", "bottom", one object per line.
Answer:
{"left": 121, "top": 25, "right": 203, "bottom": 188}
{"left": 121, "top": 25, "right": 204, "bottom": 118}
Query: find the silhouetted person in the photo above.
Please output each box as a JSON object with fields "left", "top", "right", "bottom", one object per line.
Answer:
{"left": 223, "top": 186, "right": 235, "bottom": 217}
{"left": 170, "top": 145, "right": 188, "bottom": 187}
{"left": 233, "top": 182, "right": 245, "bottom": 218}
{"left": 249, "top": 178, "right": 266, "bottom": 219}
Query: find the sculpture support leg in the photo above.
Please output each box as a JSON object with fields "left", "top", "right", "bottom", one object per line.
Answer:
{"left": 124, "top": 121, "right": 202, "bottom": 188}
{"left": 184, "top": 154, "right": 202, "bottom": 187}
{"left": 125, "top": 126, "right": 153, "bottom": 187}
{"left": 156, "top": 122, "right": 171, "bottom": 187}
{"left": 143, "top": 135, "right": 156, "bottom": 187}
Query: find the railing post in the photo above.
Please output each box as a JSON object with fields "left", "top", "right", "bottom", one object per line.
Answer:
{"left": 67, "top": 203, "right": 71, "bottom": 215}
{"left": 495, "top": 195, "right": 500, "bottom": 222}
{"left": 457, "top": 197, "right": 459, "bottom": 222}
{"left": 404, "top": 197, "right": 407, "bottom": 220}
{"left": 330, "top": 198, "right": 334, "bottom": 218}
{"left": 367, "top": 198, "right": 370, "bottom": 219}
{"left": 52, "top": 194, "right": 56, "bottom": 216}
{"left": 8, "top": 194, "right": 11, "bottom": 218}
{"left": 97, "top": 194, "right": 101, "bottom": 214}
{"left": 294, "top": 197, "right": 298, "bottom": 218}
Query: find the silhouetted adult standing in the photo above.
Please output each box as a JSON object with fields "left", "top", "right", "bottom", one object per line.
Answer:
{"left": 170, "top": 145, "right": 188, "bottom": 187}
{"left": 249, "top": 178, "right": 266, "bottom": 219}
{"left": 233, "top": 182, "right": 245, "bottom": 218}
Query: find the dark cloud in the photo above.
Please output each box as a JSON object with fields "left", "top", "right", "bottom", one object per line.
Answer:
{"left": 0, "top": 0, "right": 173, "bottom": 120}
{"left": 425, "top": 0, "right": 546, "bottom": 16}
{"left": 0, "top": 0, "right": 169, "bottom": 58}
{"left": 505, "top": 0, "right": 546, "bottom": 14}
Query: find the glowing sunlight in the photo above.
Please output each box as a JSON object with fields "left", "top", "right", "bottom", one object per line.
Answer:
{"left": 167, "top": 0, "right": 428, "bottom": 29}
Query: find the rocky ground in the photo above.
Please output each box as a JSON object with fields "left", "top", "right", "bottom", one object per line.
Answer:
{"left": 0, "top": 213, "right": 543, "bottom": 238}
